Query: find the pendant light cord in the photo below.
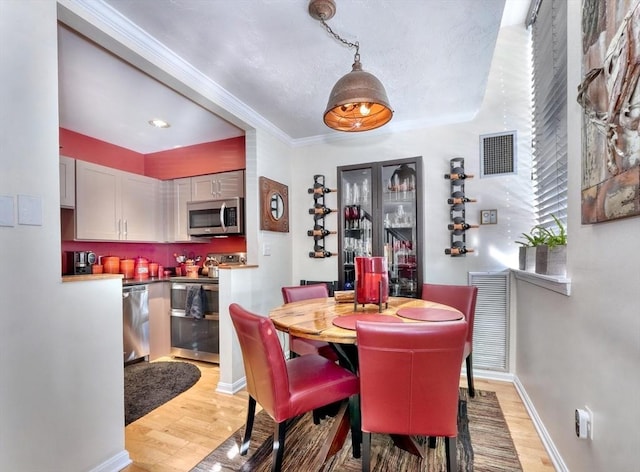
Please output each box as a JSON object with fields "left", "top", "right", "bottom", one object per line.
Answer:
{"left": 319, "top": 17, "right": 360, "bottom": 62}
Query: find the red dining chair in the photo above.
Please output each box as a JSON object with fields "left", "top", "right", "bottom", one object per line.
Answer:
{"left": 229, "top": 303, "right": 359, "bottom": 472}
{"left": 356, "top": 320, "right": 467, "bottom": 472}
{"left": 281, "top": 284, "right": 339, "bottom": 362}
{"left": 421, "top": 283, "right": 478, "bottom": 397}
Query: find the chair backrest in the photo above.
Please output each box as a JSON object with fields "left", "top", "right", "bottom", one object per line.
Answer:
{"left": 229, "top": 303, "right": 290, "bottom": 419}
{"left": 356, "top": 320, "right": 467, "bottom": 437}
{"left": 300, "top": 279, "right": 339, "bottom": 296}
{"left": 281, "top": 283, "right": 329, "bottom": 303}
{"left": 421, "top": 283, "right": 478, "bottom": 345}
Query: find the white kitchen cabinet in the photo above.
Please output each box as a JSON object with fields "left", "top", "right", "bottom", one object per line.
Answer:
{"left": 148, "top": 282, "right": 170, "bottom": 360}
{"left": 75, "top": 160, "right": 161, "bottom": 241}
{"left": 191, "top": 170, "right": 245, "bottom": 201}
{"left": 59, "top": 155, "right": 75, "bottom": 208}
{"left": 168, "top": 177, "right": 192, "bottom": 241}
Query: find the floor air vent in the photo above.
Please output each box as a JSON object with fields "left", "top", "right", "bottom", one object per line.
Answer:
{"left": 469, "top": 272, "right": 510, "bottom": 371}
{"left": 480, "top": 131, "right": 516, "bottom": 177}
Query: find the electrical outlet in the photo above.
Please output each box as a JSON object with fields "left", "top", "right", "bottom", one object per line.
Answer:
{"left": 575, "top": 407, "right": 593, "bottom": 439}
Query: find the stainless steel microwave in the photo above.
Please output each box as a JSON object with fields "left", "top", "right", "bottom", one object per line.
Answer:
{"left": 187, "top": 197, "right": 244, "bottom": 237}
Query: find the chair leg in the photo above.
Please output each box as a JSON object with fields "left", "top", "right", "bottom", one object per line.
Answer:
{"left": 428, "top": 436, "right": 437, "bottom": 449}
{"left": 240, "top": 396, "right": 256, "bottom": 455}
{"left": 272, "top": 421, "right": 287, "bottom": 472}
{"left": 349, "top": 395, "right": 362, "bottom": 458}
{"left": 362, "top": 432, "right": 371, "bottom": 472}
{"left": 466, "top": 353, "right": 475, "bottom": 397}
{"left": 445, "top": 436, "right": 457, "bottom": 472}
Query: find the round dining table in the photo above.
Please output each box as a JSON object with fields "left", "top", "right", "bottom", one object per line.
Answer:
{"left": 268, "top": 295, "right": 466, "bottom": 461}
{"left": 268, "top": 296, "right": 464, "bottom": 345}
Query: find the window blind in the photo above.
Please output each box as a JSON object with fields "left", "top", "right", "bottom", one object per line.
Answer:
{"left": 530, "top": 0, "right": 568, "bottom": 230}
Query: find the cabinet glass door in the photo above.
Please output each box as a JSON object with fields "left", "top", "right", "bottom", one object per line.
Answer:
{"left": 340, "top": 167, "right": 373, "bottom": 290}
{"left": 338, "top": 157, "right": 422, "bottom": 298}
{"left": 381, "top": 162, "right": 418, "bottom": 297}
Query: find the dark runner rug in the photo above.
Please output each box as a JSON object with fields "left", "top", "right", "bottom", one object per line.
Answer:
{"left": 191, "top": 389, "right": 522, "bottom": 472}
{"left": 124, "top": 361, "right": 201, "bottom": 426}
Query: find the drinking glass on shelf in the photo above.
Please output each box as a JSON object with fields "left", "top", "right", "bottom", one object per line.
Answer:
{"left": 344, "top": 182, "right": 352, "bottom": 205}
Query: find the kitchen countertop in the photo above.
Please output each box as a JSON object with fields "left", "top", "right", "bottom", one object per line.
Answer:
{"left": 62, "top": 264, "right": 258, "bottom": 285}
{"left": 62, "top": 273, "right": 123, "bottom": 283}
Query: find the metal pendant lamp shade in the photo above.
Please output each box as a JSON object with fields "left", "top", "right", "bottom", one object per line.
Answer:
{"left": 324, "top": 58, "right": 393, "bottom": 132}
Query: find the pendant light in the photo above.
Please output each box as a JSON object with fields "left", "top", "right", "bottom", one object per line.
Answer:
{"left": 309, "top": 0, "right": 393, "bottom": 132}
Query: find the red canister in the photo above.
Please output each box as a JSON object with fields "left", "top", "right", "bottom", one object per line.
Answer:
{"left": 120, "top": 259, "right": 135, "bottom": 279}
{"left": 103, "top": 256, "right": 120, "bottom": 274}
{"left": 134, "top": 257, "right": 149, "bottom": 279}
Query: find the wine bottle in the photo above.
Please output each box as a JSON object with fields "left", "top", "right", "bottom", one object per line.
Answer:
{"left": 447, "top": 222, "right": 479, "bottom": 231}
{"left": 447, "top": 191, "right": 476, "bottom": 205}
{"left": 444, "top": 167, "right": 474, "bottom": 180}
{"left": 307, "top": 227, "right": 337, "bottom": 237}
{"left": 307, "top": 184, "right": 337, "bottom": 195}
{"left": 444, "top": 241, "right": 474, "bottom": 256}
{"left": 308, "top": 204, "right": 337, "bottom": 215}
{"left": 309, "top": 250, "right": 332, "bottom": 258}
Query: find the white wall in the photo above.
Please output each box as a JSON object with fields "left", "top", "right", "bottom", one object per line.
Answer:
{"left": 0, "top": 2, "right": 128, "bottom": 471}
{"left": 514, "top": 2, "right": 640, "bottom": 471}
{"left": 290, "top": 24, "right": 535, "bottom": 287}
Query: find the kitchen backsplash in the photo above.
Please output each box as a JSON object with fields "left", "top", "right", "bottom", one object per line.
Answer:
{"left": 61, "top": 237, "right": 246, "bottom": 275}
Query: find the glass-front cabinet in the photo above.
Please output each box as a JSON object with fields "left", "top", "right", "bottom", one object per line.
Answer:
{"left": 337, "top": 156, "right": 423, "bottom": 298}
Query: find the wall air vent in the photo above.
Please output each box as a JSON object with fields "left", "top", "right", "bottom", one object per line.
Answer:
{"left": 469, "top": 271, "right": 510, "bottom": 372}
{"left": 480, "top": 131, "right": 517, "bottom": 177}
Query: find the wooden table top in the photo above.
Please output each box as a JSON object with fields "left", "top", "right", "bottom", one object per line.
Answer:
{"left": 268, "top": 297, "right": 464, "bottom": 344}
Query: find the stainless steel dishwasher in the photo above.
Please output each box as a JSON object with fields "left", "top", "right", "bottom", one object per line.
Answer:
{"left": 122, "top": 284, "right": 150, "bottom": 363}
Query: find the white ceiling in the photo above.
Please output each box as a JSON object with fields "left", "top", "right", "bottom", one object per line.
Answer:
{"left": 58, "top": 0, "right": 529, "bottom": 154}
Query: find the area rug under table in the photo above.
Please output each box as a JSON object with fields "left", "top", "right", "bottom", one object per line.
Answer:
{"left": 191, "top": 389, "right": 522, "bottom": 472}
{"left": 124, "top": 360, "right": 201, "bottom": 426}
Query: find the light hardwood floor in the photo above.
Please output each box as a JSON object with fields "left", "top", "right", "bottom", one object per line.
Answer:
{"left": 122, "top": 358, "right": 555, "bottom": 472}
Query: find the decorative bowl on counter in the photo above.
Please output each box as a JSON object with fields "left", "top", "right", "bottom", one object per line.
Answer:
{"left": 185, "top": 265, "right": 199, "bottom": 278}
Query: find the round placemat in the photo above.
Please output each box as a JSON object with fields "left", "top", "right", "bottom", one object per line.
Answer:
{"left": 332, "top": 313, "right": 403, "bottom": 330}
{"left": 396, "top": 307, "right": 463, "bottom": 322}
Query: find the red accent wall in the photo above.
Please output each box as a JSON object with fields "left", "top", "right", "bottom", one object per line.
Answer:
{"left": 59, "top": 128, "right": 145, "bottom": 175}
{"left": 61, "top": 238, "right": 246, "bottom": 275}
{"left": 59, "top": 130, "right": 247, "bottom": 273}
{"left": 144, "top": 137, "right": 245, "bottom": 179}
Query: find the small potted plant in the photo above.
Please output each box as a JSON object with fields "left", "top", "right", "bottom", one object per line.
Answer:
{"left": 535, "top": 215, "right": 567, "bottom": 276}
{"left": 516, "top": 226, "right": 548, "bottom": 272}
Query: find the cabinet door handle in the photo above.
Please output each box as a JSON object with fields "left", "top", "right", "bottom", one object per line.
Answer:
{"left": 124, "top": 219, "right": 128, "bottom": 238}
{"left": 118, "top": 219, "right": 121, "bottom": 238}
{"left": 210, "top": 180, "right": 214, "bottom": 196}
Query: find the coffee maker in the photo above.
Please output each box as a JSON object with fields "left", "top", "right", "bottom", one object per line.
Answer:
{"left": 67, "top": 251, "right": 96, "bottom": 275}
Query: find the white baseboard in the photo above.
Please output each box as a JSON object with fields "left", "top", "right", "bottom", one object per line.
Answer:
{"left": 216, "top": 377, "right": 246, "bottom": 395}
{"left": 87, "top": 450, "right": 131, "bottom": 472}
{"left": 513, "top": 376, "right": 568, "bottom": 472}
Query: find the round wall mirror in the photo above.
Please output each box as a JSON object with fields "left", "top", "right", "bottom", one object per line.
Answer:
{"left": 260, "top": 176, "right": 289, "bottom": 232}
{"left": 270, "top": 192, "right": 284, "bottom": 220}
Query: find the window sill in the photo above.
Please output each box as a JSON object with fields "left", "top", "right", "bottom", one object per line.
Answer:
{"left": 512, "top": 269, "right": 571, "bottom": 296}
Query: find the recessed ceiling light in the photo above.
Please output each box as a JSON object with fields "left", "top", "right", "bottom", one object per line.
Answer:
{"left": 148, "top": 119, "right": 170, "bottom": 128}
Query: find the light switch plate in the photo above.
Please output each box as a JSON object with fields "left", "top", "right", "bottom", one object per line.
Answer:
{"left": 18, "top": 194, "right": 42, "bottom": 226}
{"left": 0, "top": 195, "right": 15, "bottom": 227}
{"left": 481, "top": 209, "right": 498, "bottom": 225}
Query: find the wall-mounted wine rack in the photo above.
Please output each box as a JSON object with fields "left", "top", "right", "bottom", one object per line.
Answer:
{"left": 445, "top": 157, "right": 477, "bottom": 256}
{"left": 308, "top": 174, "right": 337, "bottom": 258}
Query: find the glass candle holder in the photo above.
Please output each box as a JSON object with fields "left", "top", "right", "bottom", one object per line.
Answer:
{"left": 355, "top": 256, "right": 389, "bottom": 311}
